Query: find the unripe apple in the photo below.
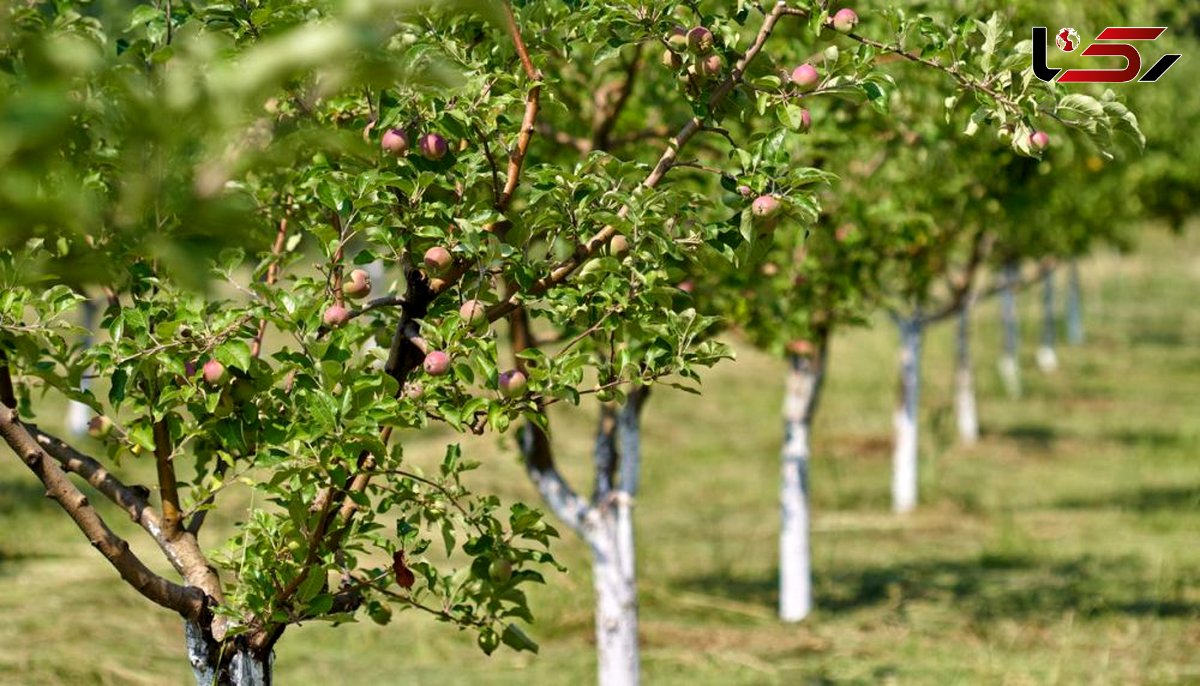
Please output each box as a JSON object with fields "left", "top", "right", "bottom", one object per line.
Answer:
{"left": 1030, "top": 130, "right": 1050, "bottom": 150}
{"left": 832, "top": 8, "right": 859, "bottom": 33}
{"left": 404, "top": 382, "right": 424, "bottom": 399}
{"left": 498, "top": 369, "right": 527, "bottom": 398}
{"left": 752, "top": 195, "right": 782, "bottom": 220}
{"left": 423, "top": 350, "right": 451, "bottom": 376}
{"left": 423, "top": 246, "right": 453, "bottom": 274}
{"left": 323, "top": 304, "right": 350, "bottom": 328}
{"left": 203, "top": 359, "right": 228, "bottom": 386}
{"left": 459, "top": 299, "right": 488, "bottom": 328}
{"left": 697, "top": 54, "right": 723, "bottom": 80}
{"left": 344, "top": 269, "right": 372, "bottom": 299}
{"left": 662, "top": 48, "right": 682, "bottom": 70}
{"left": 687, "top": 26, "right": 714, "bottom": 54}
{"left": 87, "top": 415, "right": 114, "bottom": 440}
{"left": 418, "top": 133, "right": 448, "bottom": 160}
{"left": 798, "top": 108, "right": 812, "bottom": 133}
{"left": 736, "top": 185, "right": 754, "bottom": 197}
{"left": 609, "top": 234, "right": 630, "bottom": 257}
{"left": 488, "top": 557, "right": 513, "bottom": 583}
{"left": 381, "top": 128, "right": 409, "bottom": 156}
{"left": 666, "top": 26, "right": 689, "bottom": 51}
{"left": 791, "top": 63, "right": 820, "bottom": 91}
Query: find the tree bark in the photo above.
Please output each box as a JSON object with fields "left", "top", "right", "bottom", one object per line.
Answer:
{"left": 779, "top": 342, "right": 826, "bottom": 622}
{"left": 186, "top": 621, "right": 273, "bottom": 686}
{"left": 1066, "top": 259, "right": 1084, "bottom": 345}
{"left": 1036, "top": 268, "right": 1059, "bottom": 372}
{"left": 892, "top": 317, "right": 923, "bottom": 514}
{"left": 998, "top": 262, "right": 1022, "bottom": 398}
{"left": 954, "top": 298, "right": 979, "bottom": 445}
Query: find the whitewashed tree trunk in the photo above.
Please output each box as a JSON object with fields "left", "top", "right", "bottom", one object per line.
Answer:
{"left": 892, "top": 317, "right": 923, "bottom": 514}
{"left": 67, "top": 298, "right": 99, "bottom": 437}
{"left": 1036, "top": 268, "right": 1059, "bottom": 372}
{"left": 186, "top": 621, "right": 272, "bottom": 686}
{"left": 954, "top": 299, "right": 979, "bottom": 445}
{"left": 998, "top": 262, "right": 1022, "bottom": 398}
{"left": 779, "top": 345, "right": 826, "bottom": 622}
{"left": 1066, "top": 259, "right": 1084, "bottom": 345}
{"left": 520, "top": 388, "right": 647, "bottom": 686}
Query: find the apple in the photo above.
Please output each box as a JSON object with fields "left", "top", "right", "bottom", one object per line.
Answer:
{"left": 677, "top": 280, "right": 695, "bottom": 293}
{"left": 609, "top": 234, "right": 630, "bottom": 257}
{"left": 666, "top": 26, "right": 689, "bottom": 51}
{"left": 736, "top": 185, "right": 754, "bottom": 197}
{"left": 835, "top": 224, "right": 855, "bottom": 242}
{"left": 751, "top": 194, "right": 782, "bottom": 220}
{"left": 459, "top": 299, "right": 488, "bottom": 328}
{"left": 87, "top": 416, "right": 113, "bottom": 440}
{"left": 381, "top": 128, "right": 409, "bottom": 156}
{"left": 418, "top": 133, "right": 448, "bottom": 160}
{"left": 423, "top": 246, "right": 453, "bottom": 274}
{"left": 798, "top": 108, "right": 812, "bottom": 133}
{"left": 832, "top": 8, "right": 859, "bottom": 33}
{"left": 687, "top": 26, "right": 714, "bottom": 54}
{"left": 697, "top": 53, "right": 723, "bottom": 80}
{"left": 344, "top": 268, "right": 372, "bottom": 299}
{"left": 203, "top": 359, "right": 228, "bottom": 386}
{"left": 1030, "top": 130, "right": 1050, "bottom": 150}
{"left": 404, "top": 382, "right": 424, "bottom": 399}
{"left": 423, "top": 350, "right": 451, "bottom": 376}
{"left": 662, "top": 48, "right": 682, "bottom": 70}
{"left": 488, "top": 557, "right": 513, "bottom": 583}
{"left": 791, "top": 63, "right": 820, "bottom": 91}
{"left": 323, "top": 305, "right": 350, "bottom": 328}
{"left": 787, "top": 339, "right": 815, "bottom": 357}
{"left": 498, "top": 370, "right": 527, "bottom": 398}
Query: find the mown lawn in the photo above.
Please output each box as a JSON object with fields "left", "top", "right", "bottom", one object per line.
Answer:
{"left": 1, "top": 227, "right": 1198, "bottom": 685}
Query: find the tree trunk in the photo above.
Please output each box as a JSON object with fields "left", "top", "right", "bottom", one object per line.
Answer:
{"left": 590, "top": 502, "right": 638, "bottom": 686}
{"left": 186, "top": 621, "right": 273, "bottom": 686}
{"left": 892, "top": 317, "right": 923, "bottom": 514}
{"left": 998, "top": 262, "right": 1022, "bottom": 398}
{"left": 590, "top": 391, "right": 645, "bottom": 686}
{"left": 954, "top": 299, "right": 979, "bottom": 445}
{"left": 67, "top": 298, "right": 99, "bottom": 437}
{"left": 1066, "top": 259, "right": 1084, "bottom": 345}
{"left": 779, "top": 342, "right": 826, "bottom": 622}
{"left": 1036, "top": 268, "right": 1059, "bottom": 372}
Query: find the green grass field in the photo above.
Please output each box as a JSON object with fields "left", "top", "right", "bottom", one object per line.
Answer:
{"left": 2, "top": 228, "right": 1198, "bottom": 685}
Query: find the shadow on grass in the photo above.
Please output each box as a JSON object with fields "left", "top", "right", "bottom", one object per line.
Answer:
{"left": 0, "top": 477, "right": 48, "bottom": 516}
{"left": 1056, "top": 484, "right": 1200, "bottom": 512}
{"left": 676, "top": 553, "right": 1200, "bottom": 622}
{"left": 989, "top": 423, "right": 1058, "bottom": 451}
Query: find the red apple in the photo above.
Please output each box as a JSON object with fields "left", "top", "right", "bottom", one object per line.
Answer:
{"left": 791, "top": 63, "right": 820, "bottom": 91}
{"left": 203, "top": 359, "right": 228, "bottom": 386}
{"left": 381, "top": 129, "right": 409, "bottom": 156}
{"left": 423, "top": 350, "right": 450, "bottom": 376}
{"left": 752, "top": 195, "right": 782, "bottom": 220}
{"left": 418, "top": 133, "right": 448, "bottom": 160}
{"left": 498, "top": 369, "right": 528, "bottom": 398}
{"left": 688, "top": 26, "right": 714, "bottom": 54}
{"left": 459, "top": 299, "right": 488, "bottom": 328}
{"left": 344, "top": 269, "right": 372, "bottom": 299}
{"left": 324, "top": 305, "right": 350, "bottom": 328}
{"left": 423, "top": 246, "right": 453, "bottom": 274}
{"left": 832, "top": 8, "right": 859, "bottom": 33}
{"left": 1030, "top": 130, "right": 1050, "bottom": 150}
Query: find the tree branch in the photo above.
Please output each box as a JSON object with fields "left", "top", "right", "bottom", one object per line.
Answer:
{"left": 0, "top": 405, "right": 205, "bottom": 618}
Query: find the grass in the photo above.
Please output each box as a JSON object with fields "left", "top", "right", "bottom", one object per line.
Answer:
{"left": 1, "top": 227, "right": 1198, "bottom": 685}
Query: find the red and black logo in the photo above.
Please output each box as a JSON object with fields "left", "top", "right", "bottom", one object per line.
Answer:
{"left": 1032, "top": 27, "right": 1181, "bottom": 83}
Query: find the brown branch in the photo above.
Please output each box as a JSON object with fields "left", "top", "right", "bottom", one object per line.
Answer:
{"left": 498, "top": 0, "right": 543, "bottom": 209}
{"left": 252, "top": 215, "right": 290, "bottom": 359}
{"left": 591, "top": 44, "right": 645, "bottom": 152}
{"left": 920, "top": 228, "right": 994, "bottom": 324}
{"left": 0, "top": 404, "right": 205, "bottom": 618}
